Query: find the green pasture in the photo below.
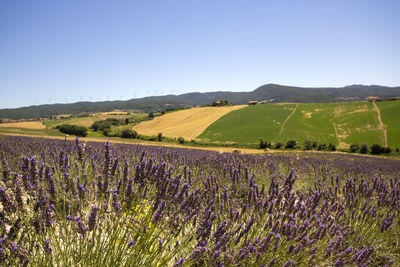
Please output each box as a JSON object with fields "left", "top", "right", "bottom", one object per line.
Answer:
{"left": 377, "top": 100, "right": 400, "bottom": 149}
{"left": 197, "top": 104, "right": 296, "bottom": 144}
{"left": 332, "top": 102, "right": 382, "bottom": 146}
{"left": 198, "top": 100, "right": 400, "bottom": 149}
{"left": 275, "top": 103, "right": 337, "bottom": 145}
{"left": 43, "top": 114, "right": 136, "bottom": 129}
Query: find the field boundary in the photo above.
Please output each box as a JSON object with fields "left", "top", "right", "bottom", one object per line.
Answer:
{"left": 1, "top": 132, "right": 399, "bottom": 160}
{"left": 273, "top": 103, "right": 298, "bottom": 142}
{"left": 372, "top": 101, "right": 388, "bottom": 147}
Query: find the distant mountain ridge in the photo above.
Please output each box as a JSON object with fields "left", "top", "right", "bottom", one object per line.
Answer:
{"left": 1, "top": 84, "right": 399, "bottom": 120}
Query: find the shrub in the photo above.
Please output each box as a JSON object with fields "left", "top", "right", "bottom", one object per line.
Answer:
{"left": 58, "top": 124, "right": 88, "bottom": 137}
{"left": 303, "top": 140, "right": 317, "bottom": 150}
{"left": 360, "top": 144, "right": 368, "bottom": 154}
{"left": 370, "top": 144, "right": 382, "bottom": 155}
{"left": 285, "top": 140, "right": 297, "bottom": 149}
{"left": 259, "top": 139, "right": 271, "bottom": 149}
{"left": 349, "top": 143, "right": 360, "bottom": 153}
{"left": 317, "top": 144, "right": 327, "bottom": 151}
{"left": 328, "top": 143, "right": 336, "bottom": 151}
{"left": 121, "top": 129, "right": 138, "bottom": 139}
{"left": 178, "top": 137, "right": 185, "bottom": 144}
{"left": 275, "top": 142, "right": 283, "bottom": 149}
{"left": 382, "top": 147, "right": 391, "bottom": 154}
{"left": 102, "top": 128, "right": 111, "bottom": 137}
{"left": 212, "top": 100, "right": 230, "bottom": 106}
{"left": 91, "top": 120, "right": 113, "bottom": 131}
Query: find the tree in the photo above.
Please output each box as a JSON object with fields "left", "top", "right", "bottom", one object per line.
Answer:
{"left": 91, "top": 120, "right": 112, "bottom": 131}
{"left": 360, "top": 144, "right": 368, "bottom": 154}
{"left": 317, "top": 144, "right": 327, "bottom": 151}
{"left": 382, "top": 147, "right": 391, "bottom": 154}
{"left": 259, "top": 139, "right": 271, "bottom": 149}
{"left": 303, "top": 140, "right": 316, "bottom": 150}
{"left": 275, "top": 142, "right": 283, "bottom": 149}
{"left": 102, "top": 128, "right": 110, "bottom": 137}
{"left": 285, "top": 140, "right": 297, "bottom": 149}
{"left": 125, "top": 118, "right": 130, "bottom": 125}
{"left": 178, "top": 137, "right": 185, "bottom": 144}
{"left": 149, "top": 112, "right": 154, "bottom": 118}
{"left": 212, "top": 100, "right": 230, "bottom": 107}
{"left": 370, "top": 144, "right": 382, "bottom": 155}
{"left": 349, "top": 143, "right": 359, "bottom": 153}
{"left": 157, "top": 133, "right": 163, "bottom": 141}
{"left": 58, "top": 124, "right": 88, "bottom": 137}
{"left": 328, "top": 143, "right": 336, "bottom": 151}
{"left": 121, "top": 129, "right": 137, "bottom": 139}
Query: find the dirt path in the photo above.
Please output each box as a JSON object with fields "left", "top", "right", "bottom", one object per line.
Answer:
{"left": 273, "top": 104, "right": 298, "bottom": 142}
{"left": 372, "top": 101, "right": 387, "bottom": 147}
{"left": 330, "top": 119, "right": 348, "bottom": 149}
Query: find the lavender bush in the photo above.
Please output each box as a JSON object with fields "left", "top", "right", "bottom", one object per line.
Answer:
{"left": 0, "top": 135, "right": 399, "bottom": 266}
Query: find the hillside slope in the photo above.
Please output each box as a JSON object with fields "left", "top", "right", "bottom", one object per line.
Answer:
{"left": 1, "top": 84, "right": 399, "bottom": 120}
{"left": 133, "top": 106, "right": 245, "bottom": 140}
{"left": 198, "top": 100, "right": 400, "bottom": 149}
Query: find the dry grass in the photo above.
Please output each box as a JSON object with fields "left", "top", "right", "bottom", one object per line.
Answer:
{"left": 133, "top": 106, "right": 245, "bottom": 140}
{"left": 0, "top": 121, "right": 45, "bottom": 129}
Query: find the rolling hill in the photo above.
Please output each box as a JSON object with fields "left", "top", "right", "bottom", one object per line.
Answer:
{"left": 197, "top": 100, "right": 400, "bottom": 149}
{"left": 1, "top": 84, "right": 399, "bottom": 120}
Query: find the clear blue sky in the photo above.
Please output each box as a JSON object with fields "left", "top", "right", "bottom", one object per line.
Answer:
{"left": 1, "top": 0, "right": 399, "bottom": 108}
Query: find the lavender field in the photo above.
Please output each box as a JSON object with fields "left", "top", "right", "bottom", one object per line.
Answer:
{"left": 0, "top": 135, "right": 399, "bottom": 266}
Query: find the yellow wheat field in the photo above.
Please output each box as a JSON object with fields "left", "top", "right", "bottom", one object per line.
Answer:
{"left": 133, "top": 106, "right": 245, "bottom": 140}
{"left": 0, "top": 121, "right": 46, "bottom": 129}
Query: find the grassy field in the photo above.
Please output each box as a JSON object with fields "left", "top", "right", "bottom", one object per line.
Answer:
{"left": 198, "top": 104, "right": 296, "bottom": 143}
{"left": 276, "top": 103, "right": 338, "bottom": 145}
{"left": 332, "top": 102, "right": 383, "bottom": 147}
{"left": 43, "top": 113, "right": 135, "bottom": 128}
{"left": 198, "top": 100, "right": 400, "bottom": 149}
{"left": 376, "top": 100, "right": 400, "bottom": 148}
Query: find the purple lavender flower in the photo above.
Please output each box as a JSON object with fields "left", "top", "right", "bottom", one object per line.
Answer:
{"left": 88, "top": 206, "right": 99, "bottom": 231}
{"left": 44, "top": 238, "right": 52, "bottom": 253}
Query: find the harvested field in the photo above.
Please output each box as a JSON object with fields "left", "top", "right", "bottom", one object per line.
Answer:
{"left": 0, "top": 121, "right": 45, "bottom": 129}
{"left": 133, "top": 106, "right": 245, "bottom": 140}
